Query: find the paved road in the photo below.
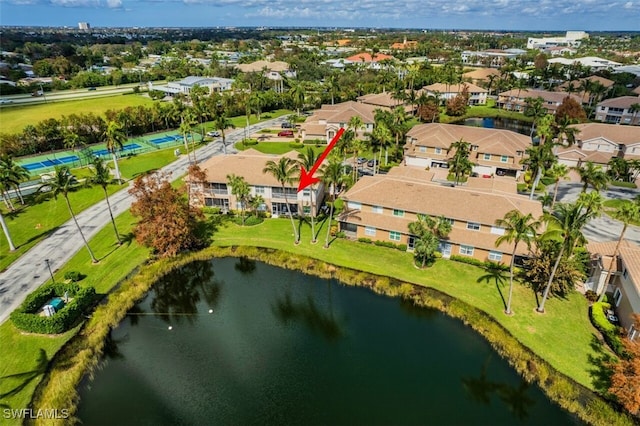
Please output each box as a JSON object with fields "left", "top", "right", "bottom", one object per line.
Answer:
{"left": 0, "top": 117, "right": 287, "bottom": 324}
{"left": 555, "top": 181, "right": 640, "bottom": 245}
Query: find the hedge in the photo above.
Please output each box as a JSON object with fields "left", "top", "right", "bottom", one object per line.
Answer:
{"left": 449, "top": 255, "right": 510, "bottom": 271}
{"left": 11, "top": 285, "right": 97, "bottom": 334}
{"left": 589, "top": 301, "right": 625, "bottom": 356}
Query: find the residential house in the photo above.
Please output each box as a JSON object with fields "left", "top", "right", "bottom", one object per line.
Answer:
{"left": 420, "top": 83, "right": 488, "bottom": 106}
{"left": 236, "top": 60, "right": 296, "bottom": 93}
{"left": 300, "top": 101, "right": 378, "bottom": 143}
{"left": 586, "top": 239, "right": 640, "bottom": 340}
{"left": 338, "top": 165, "right": 543, "bottom": 263}
{"left": 594, "top": 96, "right": 640, "bottom": 125}
{"left": 496, "top": 89, "right": 582, "bottom": 114}
{"left": 356, "top": 92, "right": 411, "bottom": 113}
{"left": 191, "top": 149, "right": 323, "bottom": 217}
{"left": 390, "top": 38, "right": 418, "bottom": 50}
{"left": 555, "top": 122, "right": 640, "bottom": 169}
{"left": 344, "top": 52, "right": 395, "bottom": 70}
{"left": 462, "top": 68, "right": 501, "bottom": 85}
{"left": 404, "top": 123, "right": 530, "bottom": 178}
{"left": 151, "top": 76, "right": 234, "bottom": 96}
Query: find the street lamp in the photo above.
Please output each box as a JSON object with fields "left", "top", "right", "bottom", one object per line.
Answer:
{"left": 45, "top": 258, "right": 55, "bottom": 283}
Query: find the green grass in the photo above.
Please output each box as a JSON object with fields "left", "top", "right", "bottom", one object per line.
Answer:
{"left": 0, "top": 210, "right": 149, "bottom": 421}
{"left": 0, "top": 94, "right": 153, "bottom": 135}
{"left": 440, "top": 100, "right": 534, "bottom": 124}
{"left": 603, "top": 199, "right": 640, "bottom": 226}
{"left": 235, "top": 141, "right": 326, "bottom": 155}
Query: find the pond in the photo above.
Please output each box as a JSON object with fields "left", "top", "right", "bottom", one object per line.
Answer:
{"left": 77, "top": 258, "right": 578, "bottom": 425}
{"left": 457, "top": 117, "right": 533, "bottom": 137}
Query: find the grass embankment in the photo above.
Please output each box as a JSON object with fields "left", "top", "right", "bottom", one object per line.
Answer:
{"left": 0, "top": 148, "right": 178, "bottom": 272}
{"left": 22, "top": 217, "right": 630, "bottom": 426}
{"left": 439, "top": 99, "right": 534, "bottom": 124}
{"left": 0, "top": 94, "right": 153, "bottom": 135}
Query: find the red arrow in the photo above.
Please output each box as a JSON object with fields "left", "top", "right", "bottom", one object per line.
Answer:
{"left": 297, "top": 127, "right": 345, "bottom": 192}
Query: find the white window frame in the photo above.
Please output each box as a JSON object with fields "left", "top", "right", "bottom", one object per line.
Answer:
{"left": 372, "top": 205, "right": 383, "bottom": 214}
{"left": 500, "top": 155, "right": 509, "bottom": 163}
{"left": 389, "top": 231, "right": 401, "bottom": 241}
{"left": 613, "top": 288, "right": 622, "bottom": 307}
{"left": 254, "top": 186, "right": 265, "bottom": 195}
{"left": 488, "top": 251, "right": 503, "bottom": 261}
{"left": 365, "top": 226, "right": 376, "bottom": 236}
{"left": 419, "top": 146, "right": 427, "bottom": 153}
{"left": 466, "top": 222, "right": 480, "bottom": 231}
{"left": 483, "top": 153, "right": 491, "bottom": 161}
{"left": 347, "top": 201, "right": 361, "bottom": 210}
{"left": 435, "top": 147, "right": 442, "bottom": 154}
{"left": 460, "top": 245, "right": 474, "bottom": 256}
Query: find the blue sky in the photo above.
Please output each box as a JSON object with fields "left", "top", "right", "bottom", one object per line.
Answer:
{"left": 1, "top": 0, "right": 639, "bottom": 31}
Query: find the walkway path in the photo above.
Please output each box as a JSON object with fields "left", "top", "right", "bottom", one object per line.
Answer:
{"left": 0, "top": 117, "right": 287, "bottom": 324}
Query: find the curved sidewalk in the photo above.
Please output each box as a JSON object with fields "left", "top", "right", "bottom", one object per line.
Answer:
{"left": 0, "top": 117, "right": 286, "bottom": 324}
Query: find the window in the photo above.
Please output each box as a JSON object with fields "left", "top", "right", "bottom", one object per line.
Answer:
{"left": 389, "top": 231, "right": 401, "bottom": 241}
{"left": 460, "top": 245, "right": 474, "bottom": 256}
{"left": 435, "top": 147, "right": 442, "bottom": 154}
{"left": 254, "top": 186, "right": 265, "bottom": 195}
{"left": 614, "top": 288, "right": 622, "bottom": 307}
{"left": 365, "top": 226, "right": 376, "bottom": 236}
{"left": 472, "top": 145, "right": 478, "bottom": 151}
{"left": 483, "top": 153, "right": 491, "bottom": 161}
{"left": 393, "top": 209, "right": 405, "bottom": 217}
{"left": 488, "top": 251, "right": 502, "bottom": 261}
{"left": 500, "top": 155, "right": 509, "bottom": 163}
{"left": 347, "top": 201, "right": 361, "bottom": 210}
{"left": 443, "top": 217, "right": 455, "bottom": 226}
{"left": 372, "top": 205, "right": 383, "bottom": 214}
{"left": 302, "top": 189, "right": 310, "bottom": 197}
{"left": 466, "top": 222, "right": 480, "bottom": 231}
{"left": 419, "top": 146, "right": 427, "bottom": 153}
{"left": 490, "top": 225, "right": 505, "bottom": 235}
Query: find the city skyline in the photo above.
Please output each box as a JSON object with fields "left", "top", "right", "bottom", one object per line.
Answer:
{"left": 1, "top": 0, "right": 639, "bottom": 31}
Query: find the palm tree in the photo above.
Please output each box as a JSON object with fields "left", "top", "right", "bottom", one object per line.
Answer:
{"left": 629, "top": 103, "right": 640, "bottom": 126}
{"left": 0, "top": 155, "right": 29, "bottom": 206}
{"left": 104, "top": 120, "right": 126, "bottom": 183}
{"left": 298, "top": 147, "right": 321, "bottom": 243}
{"left": 599, "top": 201, "right": 640, "bottom": 299}
{"left": 319, "top": 158, "right": 344, "bottom": 248}
{"left": 213, "top": 113, "right": 235, "bottom": 156}
{"left": 547, "top": 163, "right": 569, "bottom": 211}
{"left": 0, "top": 211, "right": 16, "bottom": 251}
{"left": 575, "top": 161, "right": 608, "bottom": 193}
{"left": 48, "top": 166, "right": 98, "bottom": 263}
{"left": 495, "top": 210, "right": 540, "bottom": 315}
{"left": 263, "top": 157, "right": 299, "bottom": 244}
{"left": 179, "top": 112, "right": 196, "bottom": 164}
{"left": 90, "top": 157, "right": 121, "bottom": 245}
{"left": 536, "top": 202, "right": 595, "bottom": 313}
{"left": 447, "top": 139, "right": 473, "bottom": 185}
{"left": 523, "top": 97, "right": 546, "bottom": 137}
{"left": 288, "top": 80, "right": 305, "bottom": 116}
{"left": 226, "top": 174, "right": 250, "bottom": 226}
{"left": 408, "top": 214, "right": 452, "bottom": 268}
{"left": 522, "top": 144, "right": 554, "bottom": 200}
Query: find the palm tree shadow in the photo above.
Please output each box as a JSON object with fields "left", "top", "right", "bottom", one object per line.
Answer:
{"left": 0, "top": 349, "right": 49, "bottom": 400}
{"left": 477, "top": 262, "right": 508, "bottom": 311}
{"left": 586, "top": 334, "right": 615, "bottom": 394}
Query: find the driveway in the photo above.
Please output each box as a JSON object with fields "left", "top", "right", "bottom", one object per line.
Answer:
{"left": 554, "top": 181, "right": 640, "bottom": 245}
{"left": 0, "top": 116, "right": 288, "bottom": 324}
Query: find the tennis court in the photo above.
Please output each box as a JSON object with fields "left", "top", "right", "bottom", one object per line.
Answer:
{"left": 93, "top": 143, "right": 142, "bottom": 157}
{"left": 22, "top": 155, "right": 80, "bottom": 171}
{"left": 149, "top": 134, "right": 182, "bottom": 145}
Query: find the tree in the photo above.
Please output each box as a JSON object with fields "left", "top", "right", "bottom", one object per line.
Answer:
{"left": 629, "top": 103, "right": 640, "bottom": 126}
{"left": 547, "top": 163, "right": 569, "bottom": 211}
{"left": 608, "top": 323, "right": 640, "bottom": 416}
{"left": 226, "top": 174, "right": 250, "bottom": 226}
{"left": 288, "top": 80, "right": 305, "bottom": 115}
{"left": 408, "top": 214, "right": 452, "bottom": 268}
{"left": 536, "top": 201, "right": 596, "bottom": 313}
{"left": 447, "top": 139, "right": 473, "bottom": 185}
{"left": 555, "top": 96, "right": 587, "bottom": 123}
{"left": 0, "top": 211, "right": 15, "bottom": 252}
{"left": 607, "top": 157, "right": 632, "bottom": 183}
{"left": 445, "top": 85, "right": 469, "bottom": 116}
{"left": 0, "top": 155, "right": 29, "bottom": 206}
{"left": 129, "top": 171, "right": 203, "bottom": 257}
{"left": 213, "top": 113, "right": 235, "bottom": 156}
{"left": 298, "top": 147, "right": 320, "bottom": 243}
{"left": 263, "top": 157, "right": 299, "bottom": 244}
{"left": 599, "top": 200, "right": 640, "bottom": 300}
{"left": 523, "top": 97, "right": 546, "bottom": 137}
{"left": 495, "top": 210, "right": 540, "bottom": 315}
{"left": 525, "top": 239, "right": 586, "bottom": 300}
{"left": 48, "top": 166, "right": 97, "bottom": 263}
{"left": 319, "top": 158, "right": 344, "bottom": 248}
{"left": 179, "top": 111, "right": 197, "bottom": 164}
{"left": 104, "top": 120, "right": 126, "bottom": 182}
{"left": 90, "top": 157, "right": 121, "bottom": 245}
{"left": 575, "top": 161, "right": 609, "bottom": 193}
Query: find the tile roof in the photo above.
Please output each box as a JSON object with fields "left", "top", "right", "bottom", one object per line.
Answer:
{"left": 498, "top": 89, "right": 582, "bottom": 105}
{"left": 357, "top": 92, "right": 405, "bottom": 108}
{"left": 462, "top": 68, "right": 501, "bottom": 81}
{"left": 345, "top": 52, "right": 394, "bottom": 62}
{"left": 587, "top": 239, "right": 640, "bottom": 286}
{"left": 597, "top": 96, "right": 640, "bottom": 109}
{"left": 236, "top": 60, "right": 290, "bottom": 73}
{"left": 571, "top": 122, "right": 640, "bottom": 146}
{"left": 422, "top": 82, "right": 487, "bottom": 94}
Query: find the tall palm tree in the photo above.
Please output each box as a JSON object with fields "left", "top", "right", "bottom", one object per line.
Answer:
{"left": 0, "top": 155, "right": 29, "bottom": 206}
{"left": 104, "top": 120, "right": 126, "bottom": 183}
{"left": 629, "top": 103, "right": 640, "bottom": 125}
{"left": 0, "top": 211, "right": 16, "bottom": 251}
{"left": 523, "top": 97, "right": 546, "bottom": 137}
{"left": 319, "top": 158, "right": 344, "bottom": 248}
{"left": 263, "top": 157, "right": 299, "bottom": 244}
{"left": 298, "top": 147, "right": 321, "bottom": 243}
{"left": 575, "top": 161, "right": 608, "bottom": 193}
{"left": 547, "top": 163, "right": 569, "bottom": 211}
{"left": 447, "top": 139, "right": 473, "bottom": 185}
{"left": 536, "top": 202, "right": 595, "bottom": 313}
{"left": 213, "top": 113, "right": 235, "bottom": 156}
{"left": 179, "top": 111, "right": 197, "bottom": 164}
{"left": 522, "top": 144, "right": 555, "bottom": 200}
{"left": 495, "top": 210, "right": 540, "bottom": 315}
{"left": 226, "top": 174, "right": 250, "bottom": 226}
{"left": 288, "top": 80, "right": 305, "bottom": 116}
{"left": 48, "top": 166, "right": 98, "bottom": 263}
{"left": 90, "top": 157, "right": 121, "bottom": 245}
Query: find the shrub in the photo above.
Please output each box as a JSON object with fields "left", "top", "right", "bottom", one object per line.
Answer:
{"left": 202, "top": 207, "right": 221, "bottom": 215}
{"left": 288, "top": 142, "right": 304, "bottom": 149}
{"left": 590, "top": 302, "right": 625, "bottom": 356}
{"left": 372, "top": 240, "right": 407, "bottom": 251}
{"left": 450, "top": 254, "right": 485, "bottom": 268}
{"left": 242, "top": 139, "right": 258, "bottom": 146}
{"left": 585, "top": 290, "right": 598, "bottom": 302}
{"left": 609, "top": 181, "right": 636, "bottom": 188}
{"left": 357, "top": 237, "right": 372, "bottom": 244}
{"left": 64, "top": 271, "right": 85, "bottom": 282}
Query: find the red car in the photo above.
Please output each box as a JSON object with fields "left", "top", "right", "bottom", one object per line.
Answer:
{"left": 278, "top": 130, "right": 294, "bottom": 137}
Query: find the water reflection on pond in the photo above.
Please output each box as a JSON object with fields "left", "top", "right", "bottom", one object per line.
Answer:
{"left": 77, "top": 258, "right": 577, "bottom": 425}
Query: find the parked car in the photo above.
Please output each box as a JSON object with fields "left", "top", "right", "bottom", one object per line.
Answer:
{"left": 207, "top": 130, "right": 221, "bottom": 137}
{"left": 278, "top": 130, "right": 294, "bottom": 137}
{"left": 0, "top": 99, "right": 13, "bottom": 104}
{"left": 31, "top": 90, "right": 43, "bottom": 97}
{"left": 367, "top": 159, "right": 378, "bottom": 168}
{"left": 357, "top": 157, "right": 367, "bottom": 164}
{"left": 281, "top": 122, "right": 294, "bottom": 128}
{"left": 88, "top": 87, "right": 96, "bottom": 91}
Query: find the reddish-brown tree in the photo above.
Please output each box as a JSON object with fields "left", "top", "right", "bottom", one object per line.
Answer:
{"left": 555, "top": 96, "right": 587, "bottom": 123}
{"left": 129, "top": 171, "right": 203, "bottom": 257}
{"left": 608, "top": 314, "right": 640, "bottom": 416}
{"left": 445, "top": 85, "right": 470, "bottom": 117}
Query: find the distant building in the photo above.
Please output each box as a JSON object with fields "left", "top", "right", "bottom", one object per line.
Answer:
{"left": 496, "top": 89, "right": 582, "bottom": 114}
{"left": 527, "top": 31, "right": 588, "bottom": 50}
{"left": 420, "top": 83, "right": 488, "bottom": 106}
{"left": 547, "top": 56, "right": 621, "bottom": 72}
{"left": 151, "top": 76, "right": 234, "bottom": 96}
{"left": 594, "top": 96, "right": 640, "bottom": 125}
{"left": 460, "top": 49, "right": 525, "bottom": 68}
{"left": 78, "top": 22, "right": 90, "bottom": 30}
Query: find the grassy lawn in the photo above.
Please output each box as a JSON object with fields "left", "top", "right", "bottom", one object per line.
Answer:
{"left": 235, "top": 141, "right": 326, "bottom": 155}
{"left": 0, "top": 94, "right": 153, "bottom": 135}
{"left": 0, "top": 211, "right": 149, "bottom": 419}
{"left": 603, "top": 198, "right": 640, "bottom": 226}
{"left": 440, "top": 101, "right": 533, "bottom": 124}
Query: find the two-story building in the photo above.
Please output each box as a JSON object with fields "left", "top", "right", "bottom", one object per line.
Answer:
{"left": 594, "top": 96, "right": 640, "bottom": 125}
{"left": 586, "top": 239, "right": 640, "bottom": 340}
{"left": 404, "top": 123, "right": 531, "bottom": 178}
{"left": 338, "top": 165, "right": 543, "bottom": 263}
{"left": 300, "top": 101, "right": 378, "bottom": 143}
{"left": 191, "top": 150, "right": 323, "bottom": 217}
{"left": 496, "top": 89, "right": 582, "bottom": 114}
{"left": 151, "top": 76, "right": 234, "bottom": 96}
{"left": 420, "top": 83, "right": 488, "bottom": 106}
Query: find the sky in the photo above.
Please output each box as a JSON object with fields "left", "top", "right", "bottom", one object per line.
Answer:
{"left": 0, "top": 0, "right": 639, "bottom": 31}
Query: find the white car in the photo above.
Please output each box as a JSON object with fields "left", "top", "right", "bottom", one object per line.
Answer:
{"left": 0, "top": 99, "right": 13, "bottom": 105}
{"left": 207, "top": 130, "right": 221, "bottom": 137}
